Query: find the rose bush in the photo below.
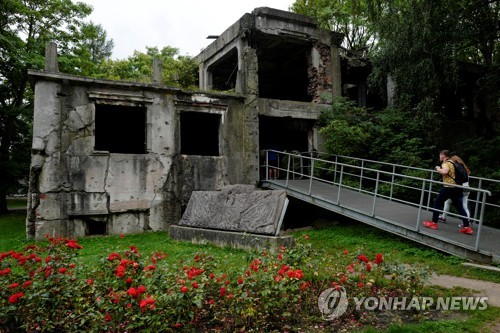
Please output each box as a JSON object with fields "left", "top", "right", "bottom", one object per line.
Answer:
{"left": 0, "top": 235, "right": 430, "bottom": 332}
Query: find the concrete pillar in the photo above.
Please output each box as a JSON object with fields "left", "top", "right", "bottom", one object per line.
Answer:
{"left": 45, "top": 41, "right": 59, "bottom": 73}
{"left": 330, "top": 44, "right": 342, "bottom": 97}
{"left": 330, "top": 32, "right": 344, "bottom": 98}
{"left": 198, "top": 62, "right": 207, "bottom": 91}
{"left": 152, "top": 58, "right": 163, "bottom": 84}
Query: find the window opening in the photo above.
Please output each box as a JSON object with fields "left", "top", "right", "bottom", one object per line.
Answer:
{"left": 94, "top": 104, "right": 146, "bottom": 154}
{"left": 181, "top": 112, "right": 221, "bottom": 156}
{"left": 86, "top": 219, "right": 107, "bottom": 236}
{"left": 208, "top": 48, "right": 238, "bottom": 91}
{"left": 255, "top": 34, "right": 311, "bottom": 102}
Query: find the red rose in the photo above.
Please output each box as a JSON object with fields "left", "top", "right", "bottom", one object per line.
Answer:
{"left": 66, "top": 240, "right": 82, "bottom": 250}
{"left": 127, "top": 287, "right": 138, "bottom": 298}
{"left": 358, "top": 254, "right": 369, "bottom": 263}
{"left": 219, "top": 287, "right": 226, "bottom": 297}
{"left": 8, "top": 292, "right": 23, "bottom": 304}
{"left": 116, "top": 265, "right": 126, "bottom": 278}
{"left": 180, "top": 285, "right": 189, "bottom": 293}
{"left": 107, "top": 253, "right": 121, "bottom": 262}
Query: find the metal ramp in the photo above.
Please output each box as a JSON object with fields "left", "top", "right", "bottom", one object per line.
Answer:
{"left": 259, "top": 151, "right": 500, "bottom": 264}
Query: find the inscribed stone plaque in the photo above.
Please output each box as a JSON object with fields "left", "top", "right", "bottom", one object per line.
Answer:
{"left": 178, "top": 187, "right": 287, "bottom": 235}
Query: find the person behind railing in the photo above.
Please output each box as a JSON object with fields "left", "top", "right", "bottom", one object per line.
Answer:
{"left": 423, "top": 150, "right": 473, "bottom": 235}
{"left": 438, "top": 154, "right": 471, "bottom": 224}
{"left": 268, "top": 148, "right": 278, "bottom": 180}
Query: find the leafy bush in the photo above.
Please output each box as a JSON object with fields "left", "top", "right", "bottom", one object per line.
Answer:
{"left": 318, "top": 97, "right": 436, "bottom": 169}
{"left": 0, "top": 235, "right": 434, "bottom": 332}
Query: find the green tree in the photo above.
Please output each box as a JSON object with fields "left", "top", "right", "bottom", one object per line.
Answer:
{"left": 0, "top": 0, "right": 93, "bottom": 213}
{"left": 69, "top": 22, "right": 114, "bottom": 76}
{"left": 318, "top": 97, "right": 434, "bottom": 166}
{"left": 97, "top": 46, "right": 199, "bottom": 89}
{"left": 368, "top": 0, "right": 499, "bottom": 138}
{"left": 291, "top": 0, "right": 376, "bottom": 55}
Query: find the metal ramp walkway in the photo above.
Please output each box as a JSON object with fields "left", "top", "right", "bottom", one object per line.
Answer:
{"left": 259, "top": 151, "right": 500, "bottom": 264}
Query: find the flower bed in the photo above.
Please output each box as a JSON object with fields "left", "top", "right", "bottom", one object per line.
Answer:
{"left": 0, "top": 235, "right": 431, "bottom": 332}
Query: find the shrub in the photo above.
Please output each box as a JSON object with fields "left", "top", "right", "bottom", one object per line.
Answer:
{"left": 0, "top": 235, "right": 431, "bottom": 332}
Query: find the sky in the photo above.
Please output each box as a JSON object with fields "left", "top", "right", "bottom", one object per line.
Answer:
{"left": 79, "top": 0, "right": 294, "bottom": 59}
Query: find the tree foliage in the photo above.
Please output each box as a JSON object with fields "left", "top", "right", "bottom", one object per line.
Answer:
{"left": 291, "top": 0, "right": 376, "bottom": 55}
{"left": 96, "top": 46, "right": 199, "bottom": 89}
{"left": 368, "top": 0, "right": 499, "bottom": 137}
{"left": 318, "top": 97, "right": 435, "bottom": 167}
{"left": 295, "top": 0, "right": 499, "bottom": 177}
{"left": 68, "top": 22, "right": 115, "bottom": 76}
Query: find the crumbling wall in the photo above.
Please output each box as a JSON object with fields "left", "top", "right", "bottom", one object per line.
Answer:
{"left": 27, "top": 71, "right": 255, "bottom": 240}
{"left": 26, "top": 77, "right": 179, "bottom": 240}
{"left": 308, "top": 42, "right": 334, "bottom": 103}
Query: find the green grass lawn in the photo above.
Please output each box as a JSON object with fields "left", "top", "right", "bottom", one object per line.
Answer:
{"left": 0, "top": 211, "right": 28, "bottom": 252}
{"left": 1, "top": 211, "right": 498, "bottom": 332}
{"left": 1, "top": 211, "right": 499, "bottom": 283}
{"left": 6, "top": 197, "right": 27, "bottom": 209}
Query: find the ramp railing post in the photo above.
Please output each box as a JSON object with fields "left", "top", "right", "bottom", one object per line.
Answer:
{"left": 334, "top": 155, "right": 338, "bottom": 184}
{"left": 265, "top": 150, "right": 269, "bottom": 181}
{"left": 359, "top": 160, "right": 364, "bottom": 192}
{"left": 336, "top": 164, "right": 344, "bottom": 205}
{"left": 390, "top": 165, "right": 396, "bottom": 201}
{"left": 427, "top": 172, "right": 435, "bottom": 208}
{"left": 285, "top": 153, "right": 291, "bottom": 187}
{"left": 474, "top": 191, "right": 488, "bottom": 251}
{"left": 416, "top": 180, "right": 427, "bottom": 231}
{"left": 371, "top": 171, "right": 380, "bottom": 217}
{"left": 308, "top": 158, "right": 314, "bottom": 195}
{"left": 473, "top": 179, "right": 483, "bottom": 221}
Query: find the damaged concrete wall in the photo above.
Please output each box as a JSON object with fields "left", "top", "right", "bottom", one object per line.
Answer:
{"left": 27, "top": 71, "right": 251, "bottom": 240}
{"left": 198, "top": 7, "right": 343, "bottom": 102}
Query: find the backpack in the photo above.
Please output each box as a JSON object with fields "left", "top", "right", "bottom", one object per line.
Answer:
{"left": 447, "top": 160, "right": 469, "bottom": 185}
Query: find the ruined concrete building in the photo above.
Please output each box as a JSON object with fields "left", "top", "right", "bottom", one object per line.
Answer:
{"left": 26, "top": 7, "right": 344, "bottom": 240}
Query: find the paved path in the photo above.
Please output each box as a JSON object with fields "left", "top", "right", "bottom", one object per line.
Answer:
{"left": 431, "top": 274, "right": 500, "bottom": 307}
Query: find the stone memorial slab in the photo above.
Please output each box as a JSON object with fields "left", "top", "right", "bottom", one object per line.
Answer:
{"left": 178, "top": 185, "right": 288, "bottom": 236}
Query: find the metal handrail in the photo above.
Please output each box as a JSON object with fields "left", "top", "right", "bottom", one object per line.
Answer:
{"left": 261, "top": 150, "right": 496, "bottom": 252}
{"left": 284, "top": 150, "right": 500, "bottom": 211}
{"left": 296, "top": 150, "right": 500, "bottom": 190}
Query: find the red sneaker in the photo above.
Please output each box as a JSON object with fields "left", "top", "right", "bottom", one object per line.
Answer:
{"left": 423, "top": 221, "right": 438, "bottom": 230}
{"left": 459, "top": 227, "right": 473, "bottom": 235}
